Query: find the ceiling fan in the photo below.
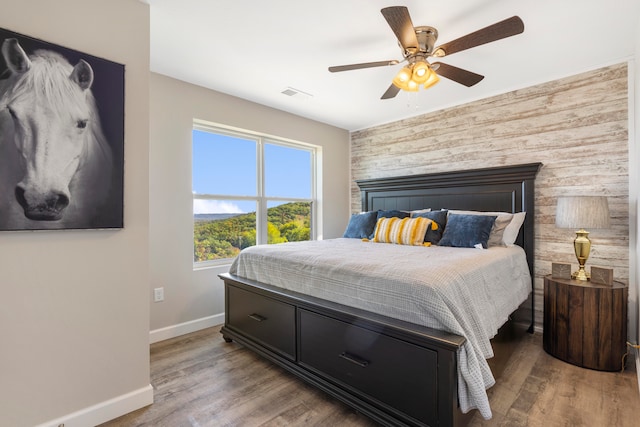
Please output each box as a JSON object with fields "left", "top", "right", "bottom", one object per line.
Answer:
{"left": 328, "top": 6, "right": 524, "bottom": 99}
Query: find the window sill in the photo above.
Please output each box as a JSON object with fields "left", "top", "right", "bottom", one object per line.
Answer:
{"left": 193, "top": 259, "right": 234, "bottom": 271}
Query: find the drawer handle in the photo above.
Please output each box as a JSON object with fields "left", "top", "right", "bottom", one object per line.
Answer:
{"left": 339, "top": 352, "right": 369, "bottom": 368}
{"left": 248, "top": 313, "right": 267, "bottom": 322}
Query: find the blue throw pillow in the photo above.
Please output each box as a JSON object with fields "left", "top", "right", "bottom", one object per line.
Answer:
{"left": 438, "top": 214, "right": 497, "bottom": 249}
{"left": 377, "top": 209, "right": 410, "bottom": 219}
{"left": 343, "top": 211, "right": 379, "bottom": 239}
{"left": 412, "top": 210, "right": 448, "bottom": 244}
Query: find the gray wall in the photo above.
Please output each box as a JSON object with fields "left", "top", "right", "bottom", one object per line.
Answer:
{"left": 0, "top": 0, "right": 151, "bottom": 426}
{"left": 149, "top": 73, "right": 350, "bottom": 336}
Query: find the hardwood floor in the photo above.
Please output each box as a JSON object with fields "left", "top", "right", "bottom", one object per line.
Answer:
{"left": 100, "top": 326, "right": 639, "bottom": 427}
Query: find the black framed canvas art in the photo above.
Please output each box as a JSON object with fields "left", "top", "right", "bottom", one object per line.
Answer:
{"left": 0, "top": 28, "right": 124, "bottom": 231}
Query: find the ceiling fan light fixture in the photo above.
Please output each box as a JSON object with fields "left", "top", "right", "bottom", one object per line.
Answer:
{"left": 423, "top": 70, "right": 440, "bottom": 89}
{"left": 392, "top": 66, "right": 413, "bottom": 89}
{"left": 412, "top": 61, "right": 431, "bottom": 84}
{"left": 393, "top": 61, "right": 438, "bottom": 92}
{"left": 406, "top": 78, "right": 420, "bottom": 92}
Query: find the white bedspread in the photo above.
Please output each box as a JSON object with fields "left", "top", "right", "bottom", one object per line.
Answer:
{"left": 229, "top": 238, "right": 531, "bottom": 419}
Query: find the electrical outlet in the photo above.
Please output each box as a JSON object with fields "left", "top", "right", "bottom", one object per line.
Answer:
{"left": 154, "top": 287, "right": 164, "bottom": 302}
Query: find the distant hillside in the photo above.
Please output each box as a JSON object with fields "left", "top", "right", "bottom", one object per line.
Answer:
{"left": 194, "top": 202, "right": 311, "bottom": 262}
{"left": 194, "top": 213, "right": 243, "bottom": 221}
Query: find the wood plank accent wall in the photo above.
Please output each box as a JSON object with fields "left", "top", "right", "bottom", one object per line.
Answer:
{"left": 350, "top": 63, "right": 629, "bottom": 330}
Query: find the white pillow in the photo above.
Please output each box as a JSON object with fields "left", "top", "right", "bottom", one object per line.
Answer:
{"left": 446, "top": 210, "right": 526, "bottom": 246}
{"left": 502, "top": 212, "right": 526, "bottom": 246}
{"left": 409, "top": 208, "right": 431, "bottom": 217}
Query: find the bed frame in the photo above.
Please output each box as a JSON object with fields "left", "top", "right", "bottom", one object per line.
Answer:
{"left": 219, "top": 163, "right": 541, "bottom": 427}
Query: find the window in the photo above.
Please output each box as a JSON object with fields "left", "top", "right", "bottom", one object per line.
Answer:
{"left": 192, "top": 121, "right": 318, "bottom": 267}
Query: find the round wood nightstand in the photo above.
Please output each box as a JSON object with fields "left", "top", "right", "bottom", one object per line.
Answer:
{"left": 543, "top": 275, "right": 628, "bottom": 371}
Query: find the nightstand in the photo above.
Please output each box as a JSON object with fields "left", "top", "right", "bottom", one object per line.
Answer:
{"left": 543, "top": 274, "right": 628, "bottom": 371}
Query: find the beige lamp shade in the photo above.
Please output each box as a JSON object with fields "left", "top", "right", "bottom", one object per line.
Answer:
{"left": 555, "top": 196, "right": 610, "bottom": 229}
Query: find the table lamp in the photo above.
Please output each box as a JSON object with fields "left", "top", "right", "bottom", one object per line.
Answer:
{"left": 555, "top": 196, "right": 610, "bottom": 280}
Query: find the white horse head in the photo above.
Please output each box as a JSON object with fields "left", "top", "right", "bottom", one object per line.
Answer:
{"left": 0, "top": 38, "right": 113, "bottom": 229}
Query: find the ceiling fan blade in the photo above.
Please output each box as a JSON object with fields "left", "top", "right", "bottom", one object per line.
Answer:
{"left": 329, "top": 60, "right": 399, "bottom": 73}
{"left": 433, "top": 62, "right": 484, "bottom": 87}
{"left": 381, "top": 6, "right": 419, "bottom": 54}
{"left": 381, "top": 84, "right": 401, "bottom": 100}
{"left": 433, "top": 16, "right": 524, "bottom": 57}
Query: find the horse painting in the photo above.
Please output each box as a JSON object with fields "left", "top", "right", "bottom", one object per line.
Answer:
{"left": 0, "top": 36, "right": 121, "bottom": 230}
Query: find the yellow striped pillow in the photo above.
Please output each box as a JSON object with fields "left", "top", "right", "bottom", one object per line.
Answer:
{"left": 372, "top": 217, "right": 432, "bottom": 246}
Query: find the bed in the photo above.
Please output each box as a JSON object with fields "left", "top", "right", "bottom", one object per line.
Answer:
{"left": 219, "top": 163, "right": 541, "bottom": 427}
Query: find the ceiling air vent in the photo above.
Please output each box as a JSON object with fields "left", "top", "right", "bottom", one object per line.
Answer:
{"left": 281, "top": 87, "right": 313, "bottom": 100}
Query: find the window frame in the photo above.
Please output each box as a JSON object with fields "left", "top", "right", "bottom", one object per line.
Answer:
{"left": 192, "top": 120, "right": 319, "bottom": 269}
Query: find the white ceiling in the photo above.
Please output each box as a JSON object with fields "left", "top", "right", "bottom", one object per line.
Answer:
{"left": 146, "top": 0, "right": 639, "bottom": 131}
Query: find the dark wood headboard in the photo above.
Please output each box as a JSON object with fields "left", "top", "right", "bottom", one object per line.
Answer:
{"left": 356, "top": 163, "right": 542, "bottom": 330}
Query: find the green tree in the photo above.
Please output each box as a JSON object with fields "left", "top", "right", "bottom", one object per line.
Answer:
{"left": 280, "top": 220, "right": 310, "bottom": 242}
{"left": 194, "top": 201, "right": 312, "bottom": 260}
{"left": 240, "top": 229, "right": 256, "bottom": 249}
{"left": 193, "top": 237, "right": 239, "bottom": 262}
{"left": 267, "top": 222, "right": 287, "bottom": 244}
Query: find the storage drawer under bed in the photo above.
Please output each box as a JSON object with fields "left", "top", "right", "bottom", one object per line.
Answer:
{"left": 226, "top": 284, "right": 296, "bottom": 360}
{"left": 298, "top": 308, "right": 438, "bottom": 426}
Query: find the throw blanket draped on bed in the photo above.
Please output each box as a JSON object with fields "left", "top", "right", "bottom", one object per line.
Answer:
{"left": 229, "top": 238, "right": 531, "bottom": 419}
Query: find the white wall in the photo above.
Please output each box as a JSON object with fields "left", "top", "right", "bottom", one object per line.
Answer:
{"left": 149, "top": 73, "right": 350, "bottom": 335}
{"left": 0, "top": 1, "right": 151, "bottom": 426}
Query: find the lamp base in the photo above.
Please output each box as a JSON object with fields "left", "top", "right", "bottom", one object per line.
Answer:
{"left": 572, "top": 268, "right": 590, "bottom": 281}
{"left": 572, "top": 229, "right": 591, "bottom": 281}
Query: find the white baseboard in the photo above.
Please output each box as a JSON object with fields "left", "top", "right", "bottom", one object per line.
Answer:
{"left": 149, "top": 313, "right": 224, "bottom": 344}
{"left": 32, "top": 315, "right": 224, "bottom": 427}
{"left": 34, "top": 384, "right": 153, "bottom": 427}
